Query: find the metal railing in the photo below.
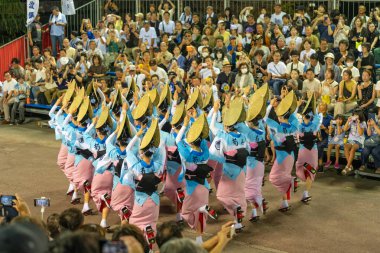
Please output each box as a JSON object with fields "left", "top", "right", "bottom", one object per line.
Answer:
{"left": 339, "top": 0, "right": 380, "bottom": 22}
{"left": 65, "top": 0, "right": 100, "bottom": 36}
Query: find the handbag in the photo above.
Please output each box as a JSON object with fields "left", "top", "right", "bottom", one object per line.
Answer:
{"left": 364, "top": 135, "right": 380, "bottom": 148}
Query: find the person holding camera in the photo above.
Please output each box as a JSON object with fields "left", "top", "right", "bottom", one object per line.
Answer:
{"left": 324, "top": 115, "right": 345, "bottom": 170}
{"left": 342, "top": 111, "right": 367, "bottom": 175}
{"left": 360, "top": 118, "right": 380, "bottom": 174}
{"left": 48, "top": 6, "right": 67, "bottom": 57}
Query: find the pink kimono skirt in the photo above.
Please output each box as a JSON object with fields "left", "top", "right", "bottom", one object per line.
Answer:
{"left": 296, "top": 147, "right": 318, "bottom": 182}
{"left": 91, "top": 170, "right": 113, "bottom": 211}
{"left": 269, "top": 155, "right": 294, "bottom": 194}
{"left": 129, "top": 198, "right": 159, "bottom": 232}
{"left": 64, "top": 153, "right": 76, "bottom": 183}
{"left": 245, "top": 162, "right": 265, "bottom": 205}
{"left": 181, "top": 184, "right": 209, "bottom": 230}
{"left": 164, "top": 166, "right": 185, "bottom": 205}
{"left": 57, "top": 144, "right": 68, "bottom": 172}
{"left": 208, "top": 160, "right": 223, "bottom": 190}
{"left": 111, "top": 183, "right": 135, "bottom": 219}
{"left": 73, "top": 158, "right": 94, "bottom": 192}
{"left": 217, "top": 170, "right": 247, "bottom": 217}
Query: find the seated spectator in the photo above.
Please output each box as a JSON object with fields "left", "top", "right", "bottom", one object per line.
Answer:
{"left": 161, "top": 238, "right": 207, "bottom": 253}
{"left": 320, "top": 68, "right": 338, "bottom": 108}
{"left": 43, "top": 48, "right": 57, "bottom": 68}
{"left": 150, "top": 59, "right": 168, "bottom": 84}
{"left": 319, "top": 53, "right": 341, "bottom": 83}
{"left": 357, "top": 42, "right": 375, "bottom": 78}
{"left": 79, "top": 224, "right": 106, "bottom": 239}
{"left": 286, "top": 69, "right": 302, "bottom": 97}
{"left": 46, "top": 213, "right": 61, "bottom": 239}
{"left": 360, "top": 118, "right": 380, "bottom": 173}
{"left": 157, "top": 42, "right": 173, "bottom": 71}
{"left": 304, "top": 26, "right": 320, "bottom": 50}
{"left": 51, "top": 231, "right": 100, "bottom": 253}
{"left": 40, "top": 69, "right": 58, "bottom": 105}
{"left": 63, "top": 38, "right": 76, "bottom": 60}
{"left": 342, "top": 111, "right": 367, "bottom": 175}
{"left": 286, "top": 50, "right": 304, "bottom": 77}
{"left": 30, "top": 46, "right": 44, "bottom": 68}
{"left": 357, "top": 70, "right": 376, "bottom": 117}
{"left": 366, "top": 22, "right": 379, "bottom": 51}
{"left": 233, "top": 62, "right": 254, "bottom": 93}
{"left": 57, "top": 49, "right": 75, "bottom": 72}
{"left": 168, "top": 59, "right": 184, "bottom": 81}
{"left": 317, "top": 102, "right": 333, "bottom": 172}
{"left": 10, "top": 76, "right": 29, "bottom": 125}
{"left": 252, "top": 50, "right": 268, "bottom": 85}
{"left": 348, "top": 17, "right": 368, "bottom": 54}
{"left": 333, "top": 15, "right": 350, "bottom": 49}
{"left": 300, "top": 39, "right": 316, "bottom": 68}
{"left": 341, "top": 55, "right": 360, "bottom": 82}
{"left": 1, "top": 71, "right": 18, "bottom": 124}
{"left": 324, "top": 114, "right": 345, "bottom": 170}
{"left": 286, "top": 26, "right": 303, "bottom": 51}
{"left": 88, "top": 54, "right": 107, "bottom": 79}
{"left": 9, "top": 58, "right": 25, "bottom": 80}
{"left": 315, "top": 38, "right": 333, "bottom": 65}
{"left": 87, "top": 40, "right": 103, "bottom": 62}
{"left": 267, "top": 50, "right": 287, "bottom": 95}
{"left": 308, "top": 53, "right": 321, "bottom": 78}
{"left": 335, "top": 69, "right": 357, "bottom": 116}
{"left": 302, "top": 69, "right": 321, "bottom": 99}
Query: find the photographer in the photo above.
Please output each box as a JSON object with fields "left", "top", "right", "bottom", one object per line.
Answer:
{"left": 360, "top": 118, "right": 380, "bottom": 174}
{"left": 342, "top": 111, "right": 366, "bottom": 175}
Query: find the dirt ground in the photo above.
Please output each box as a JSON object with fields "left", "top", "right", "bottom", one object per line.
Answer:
{"left": 1, "top": 123, "right": 380, "bottom": 253}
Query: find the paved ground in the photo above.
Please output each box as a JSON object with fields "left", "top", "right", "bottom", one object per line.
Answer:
{"left": 1, "top": 122, "right": 380, "bottom": 253}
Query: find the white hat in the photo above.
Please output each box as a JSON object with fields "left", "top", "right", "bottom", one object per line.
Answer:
{"left": 60, "top": 57, "right": 69, "bottom": 65}
{"left": 135, "top": 13, "right": 144, "bottom": 18}
{"left": 230, "top": 24, "right": 238, "bottom": 30}
{"left": 129, "top": 65, "right": 136, "bottom": 71}
{"left": 218, "top": 20, "right": 225, "bottom": 24}
{"left": 324, "top": 52, "right": 335, "bottom": 60}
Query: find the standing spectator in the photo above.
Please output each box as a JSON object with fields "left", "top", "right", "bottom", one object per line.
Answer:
{"left": 158, "top": 0, "right": 176, "bottom": 20}
{"left": 11, "top": 76, "right": 29, "bottom": 125}
{"left": 317, "top": 103, "right": 333, "bottom": 172}
{"left": 203, "top": 6, "right": 218, "bottom": 25}
{"left": 271, "top": 4, "right": 286, "bottom": 26}
{"left": 349, "top": 5, "right": 370, "bottom": 28}
{"left": 333, "top": 15, "right": 350, "bottom": 49}
{"left": 104, "top": 0, "right": 119, "bottom": 15}
{"left": 159, "top": 11, "right": 175, "bottom": 35}
{"left": 139, "top": 21, "right": 157, "bottom": 50}
{"left": 27, "top": 14, "right": 42, "bottom": 52}
{"left": 267, "top": 50, "right": 287, "bottom": 95}
{"left": 48, "top": 6, "right": 67, "bottom": 57}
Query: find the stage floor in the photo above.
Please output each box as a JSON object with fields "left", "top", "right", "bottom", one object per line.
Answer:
{"left": 1, "top": 123, "right": 379, "bottom": 253}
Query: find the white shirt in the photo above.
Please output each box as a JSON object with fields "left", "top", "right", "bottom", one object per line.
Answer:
{"left": 271, "top": 12, "right": 286, "bottom": 26}
{"left": 302, "top": 78, "right": 321, "bottom": 94}
{"left": 286, "top": 61, "right": 305, "bottom": 75}
{"left": 95, "top": 37, "right": 107, "bottom": 55}
{"left": 267, "top": 61, "right": 287, "bottom": 79}
{"left": 199, "top": 67, "right": 221, "bottom": 79}
{"left": 139, "top": 27, "right": 157, "bottom": 48}
{"left": 2, "top": 78, "right": 17, "bottom": 93}
{"left": 159, "top": 20, "right": 175, "bottom": 35}
{"left": 150, "top": 67, "right": 169, "bottom": 84}
{"left": 35, "top": 68, "right": 46, "bottom": 83}
{"left": 125, "top": 74, "right": 146, "bottom": 95}
{"left": 341, "top": 67, "right": 360, "bottom": 80}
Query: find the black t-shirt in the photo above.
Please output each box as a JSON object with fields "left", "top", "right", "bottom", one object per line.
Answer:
{"left": 316, "top": 49, "right": 333, "bottom": 65}
{"left": 360, "top": 53, "right": 375, "bottom": 70}
{"left": 28, "top": 21, "right": 42, "bottom": 41}
{"left": 367, "top": 30, "right": 380, "bottom": 48}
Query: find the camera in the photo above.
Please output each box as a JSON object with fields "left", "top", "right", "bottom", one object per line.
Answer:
{"left": 331, "top": 120, "right": 336, "bottom": 125}
{"left": 34, "top": 198, "right": 50, "bottom": 207}
{"left": 0, "top": 195, "right": 16, "bottom": 207}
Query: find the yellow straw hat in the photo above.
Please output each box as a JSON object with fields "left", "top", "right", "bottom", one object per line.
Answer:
{"left": 223, "top": 99, "right": 245, "bottom": 126}
{"left": 186, "top": 113, "right": 209, "bottom": 143}
{"left": 96, "top": 108, "right": 113, "bottom": 129}
{"left": 147, "top": 88, "right": 159, "bottom": 106}
{"left": 68, "top": 95, "right": 83, "bottom": 114}
{"left": 254, "top": 83, "right": 269, "bottom": 102}
{"left": 171, "top": 101, "right": 186, "bottom": 126}
{"left": 63, "top": 80, "right": 76, "bottom": 104}
{"left": 132, "top": 94, "right": 153, "bottom": 120}
{"left": 202, "top": 89, "right": 214, "bottom": 110}
{"left": 157, "top": 84, "right": 171, "bottom": 109}
{"left": 117, "top": 113, "right": 132, "bottom": 140}
{"left": 302, "top": 92, "right": 316, "bottom": 115}
{"left": 186, "top": 88, "right": 203, "bottom": 110}
{"left": 276, "top": 90, "right": 296, "bottom": 116}
{"left": 77, "top": 96, "right": 93, "bottom": 122}
{"left": 246, "top": 95, "right": 266, "bottom": 122}
{"left": 140, "top": 118, "right": 160, "bottom": 149}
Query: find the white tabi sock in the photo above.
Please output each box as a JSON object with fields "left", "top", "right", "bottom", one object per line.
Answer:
{"left": 176, "top": 213, "right": 182, "bottom": 221}
{"left": 100, "top": 219, "right": 107, "bottom": 228}
{"left": 195, "top": 236, "right": 203, "bottom": 244}
{"left": 251, "top": 208, "right": 258, "bottom": 217}
{"left": 71, "top": 191, "right": 78, "bottom": 200}
{"left": 67, "top": 183, "right": 74, "bottom": 193}
{"left": 303, "top": 191, "right": 309, "bottom": 199}
{"left": 281, "top": 199, "right": 289, "bottom": 208}
{"left": 82, "top": 203, "right": 90, "bottom": 211}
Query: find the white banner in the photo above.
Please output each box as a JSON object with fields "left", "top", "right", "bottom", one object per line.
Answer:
{"left": 26, "top": 0, "right": 39, "bottom": 26}
{"left": 62, "top": 0, "right": 76, "bottom": 16}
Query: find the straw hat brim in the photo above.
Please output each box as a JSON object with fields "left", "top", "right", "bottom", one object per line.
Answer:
{"left": 171, "top": 101, "right": 186, "bottom": 125}
{"left": 186, "top": 113, "right": 209, "bottom": 143}
{"left": 77, "top": 96, "right": 93, "bottom": 122}
{"left": 276, "top": 90, "right": 296, "bottom": 116}
{"left": 140, "top": 118, "right": 160, "bottom": 149}
{"left": 132, "top": 94, "right": 153, "bottom": 120}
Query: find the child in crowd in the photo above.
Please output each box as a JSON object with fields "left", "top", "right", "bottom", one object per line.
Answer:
{"left": 10, "top": 76, "right": 30, "bottom": 125}
{"left": 324, "top": 114, "right": 345, "bottom": 170}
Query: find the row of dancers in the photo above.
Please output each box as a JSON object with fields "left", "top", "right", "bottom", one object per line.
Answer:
{"left": 48, "top": 80, "right": 322, "bottom": 248}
